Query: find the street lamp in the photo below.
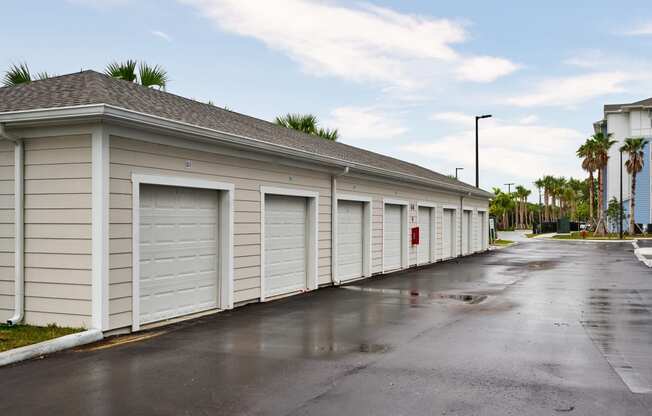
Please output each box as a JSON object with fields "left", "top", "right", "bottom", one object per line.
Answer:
{"left": 455, "top": 167, "right": 464, "bottom": 179}
{"left": 620, "top": 149, "right": 623, "bottom": 239}
{"left": 475, "top": 114, "right": 492, "bottom": 188}
{"left": 505, "top": 182, "right": 515, "bottom": 229}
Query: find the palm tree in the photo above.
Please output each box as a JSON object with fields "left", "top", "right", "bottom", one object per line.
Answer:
{"left": 592, "top": 132, "right": 616, "bottom": 236}
{"left": 2, "top": 63, "right": 52, "bottom": 87}
{"left": 577, "top": 138, "right": 598, "bottom": 223}
{"left": 620, "top": 137, "right": 649, "bottom": 234}
{"left": 275, "top": 113, "right": 339, "bottom": 141}
{"left": 541, "top": 175, "right": 554, "bottom": 222}
{"left": 534, "top": 178, "right": 545, "bottom": 224}
{"left": 105, "top": 60, "right": 168, "bottom": 89}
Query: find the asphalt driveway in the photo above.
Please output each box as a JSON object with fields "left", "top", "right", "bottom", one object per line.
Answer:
{"left": 2, "top": 240, "right": 652, "bottom": 415}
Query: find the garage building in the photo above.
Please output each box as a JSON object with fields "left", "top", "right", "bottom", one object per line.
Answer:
{"left": 0, "top": 71, "right": 492, "bottom": 333}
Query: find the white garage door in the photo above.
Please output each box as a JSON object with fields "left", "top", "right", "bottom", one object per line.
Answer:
{"left": 443, "top": 209, "right": 454, "bottom": 258}
{"left": 418, "top": 207, "right": 431, "bottom": 264}
{"left": 384, "top": 204, "right": 402, "bottom": 271}
{"left": 139, "top": 184, "right": 219, "bottom": 326}
{"left": 463, "top": 210, "right": 472, "bottom": 254}
{"left": 338, "top": 200, "right": 364, "bottom": 281}
{"left": 265, "top": 195, "right": 307, "bottom": 297}
{"left": 479, "top": 211, "right": 487, "bottom": 250}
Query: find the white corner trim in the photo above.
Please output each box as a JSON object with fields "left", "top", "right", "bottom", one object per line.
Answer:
{"left": 0, "top": 329, "right": 103, "bottom": 367}
{"left": 333, "top": 194, "right": 373, "bottom": 284}
{"left": 91, "top": 127, "right": 109, "bottom": 331}
{"left": 259, "top": 186, "right": 319, "bottom": 301}
{"left": 131, "top": 174, "right": 235, "bottom": 331}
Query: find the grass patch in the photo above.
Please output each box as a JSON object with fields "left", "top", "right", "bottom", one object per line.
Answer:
{"left": 552, "top": 231, "right": 635, "bottom": 240}
{"left": 493, "top": 239, "right": 514, "bottom": 246}
{"left": 0, "top": 324, "right": 83, "bottom": 352}
{"left": 525, "top": 233, "right": 535, "bottom": 238}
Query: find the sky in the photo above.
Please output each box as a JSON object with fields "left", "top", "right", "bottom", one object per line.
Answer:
{"left": 3, "top": 1, "right": 652, "bottom": 200}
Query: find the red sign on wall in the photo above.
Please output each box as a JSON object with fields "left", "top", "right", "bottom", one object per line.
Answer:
{"left": 411, "top": 227, "right": 420, "bottom": 245}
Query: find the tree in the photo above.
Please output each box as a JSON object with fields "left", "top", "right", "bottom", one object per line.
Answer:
{"left": 534, "top": 178, "right": 545, "bottom": 223}
{"left": 490, "top": 188, "right": 515, "bottom": 230}
{"left": 620, "top": 137, "right": 649, "bottom": 234}
{"left": 105, "top": 60, "right": 168, "bottom": 89}
{"left": 592, "top": 132, "right": 616, "bottom": 236}
{"left": 577, "top": 138, "right": 598, "bottom": 223}
{"left": 275, "top": 113, "right": 339, "bottom": 141}
{"left": 2, "top": 63, "right": 52, "bottom": 87}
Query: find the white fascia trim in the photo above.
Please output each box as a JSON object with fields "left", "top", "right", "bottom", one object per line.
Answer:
{"left": 131, "top": 174, "right": 235, "bottom": 331}
{"left": 259, "top": 186, "right": 319, "bottom": 301}
{"left": 91, "top": 127, "right": 109, "bottom": 331}
{"left": 333, "top": 194, "right": 373, "bottom": 283}
{"left": 0, "top": 104, "right": 493, "bottom": 199}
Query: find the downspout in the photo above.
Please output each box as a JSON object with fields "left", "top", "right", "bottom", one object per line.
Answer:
{"left": 0, "top": 124, "right": 24, "bottom": 325}
{"left": 331, "top": 166, "right": 349, "bottom": 285}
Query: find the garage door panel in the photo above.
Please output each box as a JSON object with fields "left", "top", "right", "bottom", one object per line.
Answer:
{"left": 418, "top": 207, "right": 431, "bottom": 264}
{"left": 265, "top": 195, "right": 307, "bottom": 297}
{"left": 139, "top": 184, "right": 219, "bottom": 325}
{"left": 338, "top": 200, "right": 364, "bottom": 281}
{"left": 383, "top": 204, "right": 402, "bottom": 271}
{"left": 443, "top": 209, "right": 454, "bottom": 258}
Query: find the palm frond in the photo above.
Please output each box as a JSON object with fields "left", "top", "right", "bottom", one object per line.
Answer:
{"left": 317, "top": 127, "right": 338, "bottom": 141}
{"left": 3, "top": 63, "right": 32, "bottom": 87}
{"left": 35, "top": 72, "right": 54, "bottom": 81}
{"left": 105, "top": 60, "right": 137, "bottom": 82}
{"left": 138, "top": 63, "right": 168, "bottom": 89}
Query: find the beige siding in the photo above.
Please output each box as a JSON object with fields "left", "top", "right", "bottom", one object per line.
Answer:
{"left": 0, "top": 141, "right": 13, "bottom": 322}
{"left": 108, "top": 136, "right": 333, "bottom": 329}
{"left": 23, "top": 135, "right": 92, "bottom": 328}
{"left": 337, "top": 175, "right": 488, "bottom": 273}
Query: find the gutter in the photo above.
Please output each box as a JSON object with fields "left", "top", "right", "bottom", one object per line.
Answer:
{"left": 0, "top": 105, "right": 493, "bottom": 199}
{"left": 0, "top": 124, "right": 23, "bottom": 325}
{"left": 331, "top": 167, "right": 350, "bottom": 285}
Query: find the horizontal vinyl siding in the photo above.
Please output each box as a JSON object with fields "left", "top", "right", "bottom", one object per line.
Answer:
{"left": 108, "top": 135, "right": 332, "bottom": 330}
{"left": 23, "top": 135, "right": 92, "bottom": 328}
{"left": 337, "top": 176, "right": 488, "bottom": 273}
{"left": 0, "top": 141, "right": 13, "bottom": 322}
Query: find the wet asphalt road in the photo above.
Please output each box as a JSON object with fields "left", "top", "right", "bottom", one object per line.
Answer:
{"left": 2, "top": 240, "right": 652, "bottom": 415}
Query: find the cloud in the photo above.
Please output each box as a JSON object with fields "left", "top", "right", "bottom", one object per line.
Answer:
{"left": 518, "top": 115, "right": 539, "bottom": 124}
{"left": 506, "top": 72, "right": 633, "bottom": 107}
{"left": 180, "top": 0, "right": 517, "bottom": 88}
{"left": 622, "top": 22, "right": 652, "bottom": 36}
{"left": 327, "top": 106, "right": 407, "bottom": 141}
{"left": 430, "top": 112, "right": 475, "bottom": 126}
{"left": 563, "top": 49, "right": 606, "bottom": 69}
{"left": 456, "top": 56, "right": 520, "bottom": 83}
{"left": 402, "top": 115, "right": 586, "bottom": 186}
{"left": 151, "top": 30, "right": 172, "bottom": 42}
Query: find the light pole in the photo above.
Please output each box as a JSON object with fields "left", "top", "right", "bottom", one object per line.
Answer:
{"left": 455, "top": 167, "right": 464, "bottom": 179}
{"left": 620, "top": 149, "right": 623, "bottom": 239}
{"left": 475, "top": 114, "right": 492, "bottom": 188}
{"left": 505, "top": 182, "right": 515, "bottom": 229}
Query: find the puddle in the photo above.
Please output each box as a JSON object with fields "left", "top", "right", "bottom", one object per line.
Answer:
{"left": 341, "top": 285, "right": 488, "bottom": 305}
{"left": 358, "top": 343, "right": 390, "bottom": 353}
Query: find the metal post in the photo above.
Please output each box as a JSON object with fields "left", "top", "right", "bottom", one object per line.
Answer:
{"left": 620, "top": 149, "right": 623, "bottom": 239}
{"left": 475, "top": 117, "right": 479, "bottom": 188}
{"left": 455, "top": 167, "right": 463, "bottom": 179}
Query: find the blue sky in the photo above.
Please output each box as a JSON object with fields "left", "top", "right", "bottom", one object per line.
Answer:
{"left": 3, "top": 1, "right": 652, "bottom": 198}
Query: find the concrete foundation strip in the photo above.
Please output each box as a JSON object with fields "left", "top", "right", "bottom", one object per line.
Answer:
{"left": 0, "top": 328, "right": 103, "bottom": 367}
{"left": 632, "top": 241, "right": 652, "bottom": 268}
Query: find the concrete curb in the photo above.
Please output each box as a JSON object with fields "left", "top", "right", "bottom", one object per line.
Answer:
{"left": 489, "top": 242, "right": 517, "bottom": 250}
{"left": 0, "top": 328, "right": 103, "bottom": 367}
{"left": 632, "top": 241, "right": 652, "bottom": 268}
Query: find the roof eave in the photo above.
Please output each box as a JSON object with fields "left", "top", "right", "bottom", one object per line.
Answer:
{"left": 0, "top": 105, "right": 493, "bottom": 199}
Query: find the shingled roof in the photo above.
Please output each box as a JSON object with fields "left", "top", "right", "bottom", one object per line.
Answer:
{"left": 604, "top": 96, "right": 652, "bottom": 113}
{"left": 0, "top": 70, "right": 489, "bottom": 196}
